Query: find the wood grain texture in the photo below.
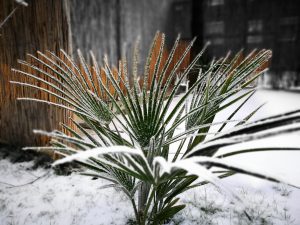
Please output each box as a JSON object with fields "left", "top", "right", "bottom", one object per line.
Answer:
{"left": 0, "top": 0, "right": 72, "bottom": 147}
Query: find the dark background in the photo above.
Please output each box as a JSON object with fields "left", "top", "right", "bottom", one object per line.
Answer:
{"left": 70, "top": 0, "right": 300, "bottom": 88}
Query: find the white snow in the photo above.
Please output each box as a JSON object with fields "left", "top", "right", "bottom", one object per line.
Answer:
{"left": 1, "top": 88, "right": 300, "bottom": 225}
{"left": 52, "top": 145, "right": 144, "bottom": 166}
{"left": 0, "top": 160, "right": 132, "bottom": 225}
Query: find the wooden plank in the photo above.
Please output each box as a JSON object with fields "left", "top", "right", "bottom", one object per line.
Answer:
{"left": 0, "top": 0, "right": 72, "bottom": 148}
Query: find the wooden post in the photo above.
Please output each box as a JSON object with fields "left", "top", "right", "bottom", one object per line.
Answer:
{"left": 0, "top": 0, "right": 72, "bottom": 147}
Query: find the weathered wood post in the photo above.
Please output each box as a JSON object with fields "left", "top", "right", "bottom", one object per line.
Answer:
{"left": 0, "top": 0, "right": 72, "bottom": 147}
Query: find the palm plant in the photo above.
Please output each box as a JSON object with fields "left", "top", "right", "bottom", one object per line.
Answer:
{"left": 11, "top": 33, "right": 300, "bottom": 225}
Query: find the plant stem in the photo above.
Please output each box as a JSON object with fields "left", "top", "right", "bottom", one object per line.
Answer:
{"left": 142, "top": 188, "right": 155, "bottom": 225}
{"left": 131, "top": 198, "right": 140, "bottom": 224}
{"left": 0, "top": 7, "right": 18, "bottom": 29}
{"left": 138, "top": 182, "right": 150, "bottom": 224}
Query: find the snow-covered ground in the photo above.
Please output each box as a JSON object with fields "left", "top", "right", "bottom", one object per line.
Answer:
{"left": 1, "top": 88, "right": 300, "bottom": 225}
{"left": 0, "top": 160, "right": 131, "bottom": 225}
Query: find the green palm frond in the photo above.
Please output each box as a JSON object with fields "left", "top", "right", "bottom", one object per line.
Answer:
{"left": 11, "top": 33, "right": 300, "bottom": 225}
